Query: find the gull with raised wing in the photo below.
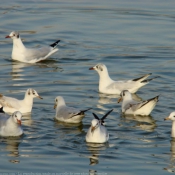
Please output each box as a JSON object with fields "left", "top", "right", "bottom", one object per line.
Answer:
{"left": 54, "top": 96, "right": 91, "bottom": 123}
{"left": 89, "top": 63, "right": 159, "bottom": 94}
{"left": 0, "top": 88, "right": 43, "bottom": 114}
{"left": 164, "top": 112, "right": 175, "bottom": 138}
{"left": 118, "top": 90, "right": 159, "bottom": 116}
{"left": 6, "top": 31, "right": 60, "bottom": 63}
{"left": 0, "top": 110, "right": 23, "bottom": 137}
{"left": 86, "top": 109, "right": 113, "bottom": 143}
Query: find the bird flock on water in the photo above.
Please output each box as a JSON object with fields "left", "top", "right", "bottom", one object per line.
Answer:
{"left": 0, "top": 31, "right": 173, "bottom": 144}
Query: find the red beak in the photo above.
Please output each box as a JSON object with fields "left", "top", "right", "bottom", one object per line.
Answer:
{"left": 89, "top": 67, "right": 94, "bottom": 70}
{"left": 17, "top": 119, "right": 21, "bottom": 126}
{"left": 5, "top": 35, "right": 10, "bottom": 38}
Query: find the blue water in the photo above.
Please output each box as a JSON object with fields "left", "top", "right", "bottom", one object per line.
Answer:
{"left": 0, "top": 0, "right": 175, "bottom": 174}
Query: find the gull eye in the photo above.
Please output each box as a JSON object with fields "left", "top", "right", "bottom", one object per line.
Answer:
{"left": 13, "top": 34, "right": 15, "bottom": 36}
{"left": 56, "top": 99, "right": 58, "bottom": 102}
{"left": 33, "top": 92, "right": 35, "bottom": 95}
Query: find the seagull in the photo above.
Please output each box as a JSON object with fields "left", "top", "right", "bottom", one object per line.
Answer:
{"left": 0, "top": 110, "right": 23, "bottom": 137}
{"left": 164, "top": 112, "right": 175, "bottom": 138}
{"left": 54, "top": 96, "right": 91, "bottom": 123}
{"left": 118, "top": 90, "right": 159, "bottom": 116}
{"left": 0, "top": 88, "right": 43, "bottom": 114}
{"left": 89, "top": 63, "right": 159, "bottom": 94}
{"left": 86, "top": 109, "right": 113, "bottom": 143}
{"left": 5, "top": 31, "right": 60, "bottom": 63}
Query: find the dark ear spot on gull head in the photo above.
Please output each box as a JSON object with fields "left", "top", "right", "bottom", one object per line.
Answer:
{"left": 99, "top": 66, "right": 103, "bottom": 71}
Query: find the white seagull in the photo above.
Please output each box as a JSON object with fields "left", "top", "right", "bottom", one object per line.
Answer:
{"left": 118, "top": 90, "right": 159, "bottom": 116}
{"left": 86, "top": 109, "right": 113, "bottom": 143}
{"left": 89, "top": 63, "right": 159, "bottom": 94}
{"left": 5, "top": 31, "right": 60, "bottom": 63}
{"left": 54, "top": 96, "right": 91, "bottom": 123}
{"left": 0, "top": 110, "right": 23, "bottom": 137}
{"left": 164, "top": 112, "right": 175, "bottom": 138}
{"left": 0, "top": 88, "right": 43, "bottom": 114}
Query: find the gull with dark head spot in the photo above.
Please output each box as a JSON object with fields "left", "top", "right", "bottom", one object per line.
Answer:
{"left": 164, "top": 112, "right": 175, "bottom": 138}
{"left": 86, "top": 109, "right": 113, "bottom": 143}
{"left": 89, "top": 63, "right": 159, "bottom": 94}
{"left": 54, "top": 96, "right": 91, "bottom": 123}
{"left": 0, "top": 110, "right": 23, "bottom": 137}
{"left": 0, "top": 88, "right": 43, "bottom": 114}
{"left": 5, "top": 31, "right": 60, "bottom": 63}
{"left": 118, "top": 90, "right": 159, "bottom": 116}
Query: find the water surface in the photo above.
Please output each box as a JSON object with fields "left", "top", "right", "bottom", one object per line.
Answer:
{"left": 0, "top": 0, "right": 175, "bottom": 174}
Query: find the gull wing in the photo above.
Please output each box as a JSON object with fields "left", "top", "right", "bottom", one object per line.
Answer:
{"left": 0, "top": 95, "right": 22, "bottom": 110}
{"left": 57, "top": 106, "right": 82, "bottom": 119}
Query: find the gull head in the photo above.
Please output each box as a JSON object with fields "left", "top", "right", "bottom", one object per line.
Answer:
{"left": 5, "top": 31, "right": 20, "bottom": 39}
{"left": 89, "top": 63, "right": 107, "bottom": 75}
{"left": 164, "top": 112, "right": 175, "bottom": 121}
{"left": 26, "top": 88, "right": 43, "bottom": 99}
{"left": 91, "top": 119, "right": 99, "bottom": 133}
{"left": 118, "top": 90, "right": 132, "bottom": 103}
{"left": 12, "top": 111, "right": 22, "bottom": 126}
{"left": 54, "top": 96, "right": 66, "bottom": 109}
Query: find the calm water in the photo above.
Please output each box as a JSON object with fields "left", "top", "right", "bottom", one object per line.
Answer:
{"left": 0, "top": 0, "right": 175, "bottom": 174}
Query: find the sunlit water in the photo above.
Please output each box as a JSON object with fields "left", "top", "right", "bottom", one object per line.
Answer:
{"left": 0, "top": 0, "right": 175, "bottom": 174}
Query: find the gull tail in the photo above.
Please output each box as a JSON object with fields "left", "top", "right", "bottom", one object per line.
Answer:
{"left": 81, "top": 108, "right": 92, "bottom": 113}
{"left": 141, "top": 76, "right": 160, "bottom": 83}
{"left": 0, "top": 107, "right": 5, "bottom": 114}
{"left": 132, "top": 73, "right": 152, "bottom": 82}
{"left": 50, "top": 40, "right": 60, "bottom": 48}
{"left": 139, "top": 95, "right": 159, "bottom": 109}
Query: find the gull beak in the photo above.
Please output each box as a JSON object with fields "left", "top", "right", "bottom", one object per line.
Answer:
{"left": 91, "top": 126, "right": 96, "bottom": 133}
{"left": 5, "top": 35, "right": 10, "bottom": 38}
{"left": 37, "top": 95, "right": 43, "bottom": 99}
{"left": 118, "top": 97, "right": 122, "bottom": 103}
{"left": 17, "top": 119, "right": 21, "bottom": 126}
{"left": 54, "top": 104, "right": 57, "bottom": 109}
{"left": 89, "top": 67, "right": 95, "bottom": 70}
{"left": 164, "top": 117, "right": 171, "bottom": 121}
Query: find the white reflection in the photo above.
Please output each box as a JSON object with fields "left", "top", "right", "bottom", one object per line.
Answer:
{"left": 1, "top": 137, "right": 21, "bottom": 164}
{"left": 98, "top": 93, "right": 142, "bottom": 105}
{"left": 22, "top": 113, "right": 33, "bottom": 127}
{"left": 121, "top": 114, "right": 156, "bottom": 131}
{"left": 86, "top": 142, "right": 109, "bottom": 166}
{"left": 54, "top": 119, "right": 83, "bottom": 135}
{"left": 11, "top": 61, "right": 62, "bottom": 81}
{"left": 164, "top": 138, "right": 175, "bottom": 173}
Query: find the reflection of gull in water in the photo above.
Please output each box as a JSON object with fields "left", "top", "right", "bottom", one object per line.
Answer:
{"left": 164, "top": 138, "right": 175, "bottom": 173}
{"left": 11, "top": 61, "right": 63, "bottom": 80}
{"left": 2, "top": 137, "right": 21, "bottom": 163}
{"left": 54, "top": 119, "right": 83, "bottom": 135}
{"left": 86, "top": 142, "right": 109, "bottom": 166}
{"left": 98, "top": 93, "right": 142, "bottom": 105}
{"left": 22, "top": 113, "right": 33, "bottom": 127}
{"left": 121, "top": 113, "right": 157, "bottom": 131}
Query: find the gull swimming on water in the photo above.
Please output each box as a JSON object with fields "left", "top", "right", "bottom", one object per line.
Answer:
{"left": 164, "top": 112, "right": 175, "bottom": 138}
{"left": 86, "top": 109, "right": 113, "bottom": 143}
{"left": 118, "top": 90, "right": 159, "bottom": 116}
{"left": 54, "top": 96, "right": 91, "bottom": 123}
{"left": 0, "top": 88, "right": 43, "bottom": 114}
{"left": 5, "top": 31, "right": 60, "bottom": 63}
{"left": 0, "top": 110, "right": 23, "bottom": 137}
{"left": 89, "top": 63, "right": 159, "bottom": 94}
